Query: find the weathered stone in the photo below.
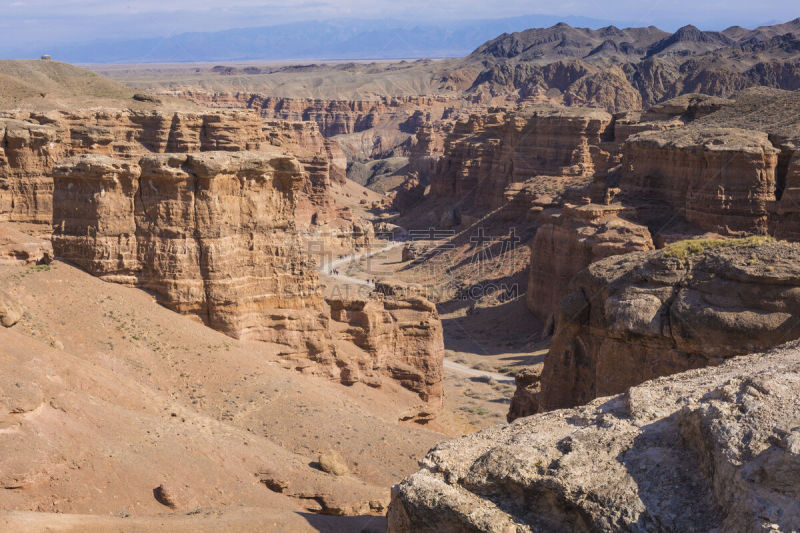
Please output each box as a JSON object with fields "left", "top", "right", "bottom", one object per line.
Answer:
{"left": 0, "top": 290, "right": 23, "bottom": 328}
{"left": 327, "top": 294, "right": 445, "bottom": 405}
{"left": 401, "top": 244, "right": 418, "bottom": 262}
{"left": 318, "top": 450, "right": 349, "bottom": 476}
{"left": 506, "top": 367, "right": 541, "bottom": 423}
{"left": 531, "top": 239, "right": 800, "bottom": 415}
{"left": 0, "top": 224, "right": 52, "bottom": 265}
{"left": 391, "top": 173, "right": 426, "bottom": 213}
{"left": 526, "top": 203, "right": 654, "bottom": 326}
{"left": 389, "top": 341, "right": 800, "bottom": 532}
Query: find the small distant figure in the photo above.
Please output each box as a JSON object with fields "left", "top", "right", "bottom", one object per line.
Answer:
{"left": 40, "top": 54, "right": 51, "bottom": 61}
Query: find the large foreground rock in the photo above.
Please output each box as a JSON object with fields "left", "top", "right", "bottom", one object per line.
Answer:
{"left": 389, "top": 341, "right": 800, "bottom": 532}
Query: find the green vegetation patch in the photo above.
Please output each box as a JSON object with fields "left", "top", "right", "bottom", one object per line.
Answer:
{"left": 662, "top": 235, "right": 775, "bottom": 260}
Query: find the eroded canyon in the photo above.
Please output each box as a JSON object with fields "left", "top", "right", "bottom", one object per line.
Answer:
{"left": 3, "top": 16, "right": 800, "bottom": 532}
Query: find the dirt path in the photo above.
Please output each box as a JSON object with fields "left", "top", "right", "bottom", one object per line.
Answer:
{"left": 444, "top": 359, "right": 514, "bottom": 383}
{"left": 320, "top": 241, "right": 404, "bottom": 287}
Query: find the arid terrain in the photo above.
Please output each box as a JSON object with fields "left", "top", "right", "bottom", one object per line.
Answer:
{"left": 2, "top": 15, "right": 800, "bottom": 533}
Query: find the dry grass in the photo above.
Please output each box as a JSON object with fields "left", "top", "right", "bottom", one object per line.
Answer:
{"left": 662, "top": 235, "right": 775, "bottom": 260}
{"left": 0, "top": 59, "right": 133, "bottom": 108}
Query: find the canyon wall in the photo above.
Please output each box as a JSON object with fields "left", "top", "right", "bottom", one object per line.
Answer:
{"left": 430, "top": 105, "right": 613, "bottom": 210}
{"left": 771, "top": 150, "right": 800, "bottom": 241}
{"left": 526, "top": 204, "right": 654, "bottom": 326}
{"left": 0, "top": 109, "right": 346, "bottom": 231}
{"left": 49, "top": 151, "right": 443, "bottom": 404}
{"left": 619, "top": 127, "right": 780, "bottom": 235}
{"left": 168, "top": 92, "right": 462, "bottom": 137}
{"left": 519, "top": 239, "right": 800, "bottom": 417}
{"left": 52, "top": 151, "right": 328, "bottom": 349}
{"left": 0, "top": 118, "right": 63, "bottom": 224}
{"left": 389, "top": 340, "right": 800, "bottom": 532}
{"left": 520, "top": 93, "right": 798, "bottom": 353}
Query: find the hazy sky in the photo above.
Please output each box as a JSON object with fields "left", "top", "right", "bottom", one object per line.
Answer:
{"left": 1, "top": 0, "right": 797, "bottom": 50}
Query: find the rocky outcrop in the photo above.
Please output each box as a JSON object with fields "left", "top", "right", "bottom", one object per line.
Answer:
{"left": 52, "top": 151, "right": 327, "bottom": 349}
{"left": 391, "top": 173, "right": 426, "bottom": 212}
{"left": 501, "top": 174, "right": 593, "bottom": 221}
{"left": 505, "top": 367, "right": 542, "bottom": 423}
{"left": 389, "top": 340, "right": 800, "bottom": 532}
{"left": 619, "top": 127, "right": 780, "bottom": 235}
{"left": 430, "top": 105, "right": 613, "bottom": 210}
{"left": 0, "top": 119, "right": 63, "bottom": 224}
{"left": 526, "top": 204, "right": 654, "bottom": 326}
{"left": 527, "top": 238, "right": 800, "bottom": 416}
{"left": 327, "top": 295, "right": 445, "bottom": 406}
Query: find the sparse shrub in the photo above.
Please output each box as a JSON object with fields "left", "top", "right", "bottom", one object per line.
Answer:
{"left": 662, "top": 235, "right": 775, "bottom": 260}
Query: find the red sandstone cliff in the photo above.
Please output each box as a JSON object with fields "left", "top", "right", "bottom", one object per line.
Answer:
{"left": 429, "top": 105, "right": 614, "bottom": 210}
{"left": 52, "top": 151, "right": 326, "bottom": 348}
{"left": 0, "top": 109, "right": 347, "bottom": 231}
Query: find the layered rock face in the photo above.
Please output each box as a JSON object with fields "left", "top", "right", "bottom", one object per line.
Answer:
{"left": 52, "top": 151, "right": 327, "bottom": 349}
{"left": 527, "top": 239, "right": 800, "bottom": 415}
{"left": 526, "top": 204, "right": 654, "bottom": 326}
{"left": 430, "top": 105, "right": 613, "bottom": 210}
{"left": 327, "top": 295, "right": 445, "bottom": 406}
{"left": 49, "top": 152, "right": 444, "bottom": 404}
{"left": 619, "top": 127, "right": 780, "bottom": 234}
{"left": 0, "top": 119, "right": 64, "bottom": 223}
{"left": 771, "top": 148, "right": 800, "bottom": 241}
{"left": 0, "top": 109, "right": 346, "bottom": 230}
{"left": 171, "top": 92, "right": 460, "bottom": 137}
{"left": 389, "top": 341, "right": 800, "bottom": 532}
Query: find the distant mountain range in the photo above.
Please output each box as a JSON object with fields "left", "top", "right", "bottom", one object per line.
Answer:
{"left": 11, "top": 16, "right": 628, "bottom": 64}
{"left": 456, "top": 18, "right": 800, "bottom": 110}
{"left": 470, "top": 18, "right": 800, "bottom": 62}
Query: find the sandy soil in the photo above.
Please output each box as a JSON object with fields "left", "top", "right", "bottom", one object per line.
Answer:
{"left": 0, "top": 230, "right": 453, "bottom": 531}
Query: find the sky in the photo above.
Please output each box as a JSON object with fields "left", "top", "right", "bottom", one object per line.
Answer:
{"left": 1, "top": 0, "right": 797, "bottom": 51}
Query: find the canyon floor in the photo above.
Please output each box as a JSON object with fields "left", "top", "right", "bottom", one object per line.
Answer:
{"left": 319, "top": 240, "right": 544, "bottom": 431}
